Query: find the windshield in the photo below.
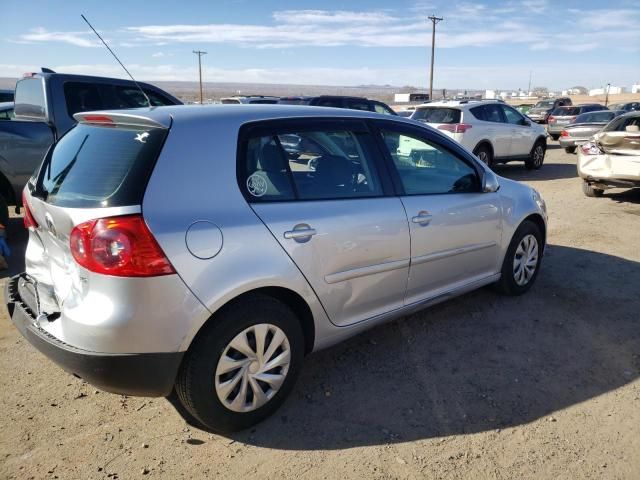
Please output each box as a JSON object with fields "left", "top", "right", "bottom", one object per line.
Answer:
{"left": 38, "top": 124, "right": 167, "bottom": 208}
{"left": 411, "top": 107, "right": 461, "bottom": 124}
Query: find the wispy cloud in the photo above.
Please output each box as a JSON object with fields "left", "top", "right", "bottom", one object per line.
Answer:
{"left": 15, "top": 27, "right": 100, "bottom": 48}
{"left": 272, "top": 10, "right": 398, "bottom": 24}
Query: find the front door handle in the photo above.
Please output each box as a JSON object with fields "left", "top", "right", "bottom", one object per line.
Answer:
{"left": 284, "top": 223, "right": 317, "bottom": 242}
{"left": 411, "top": 211, "right": 433, "bottom": 225}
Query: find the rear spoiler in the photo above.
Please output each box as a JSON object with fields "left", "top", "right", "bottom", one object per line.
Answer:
{"left": 73, "top": 112, "right": 170, "bottom": 129}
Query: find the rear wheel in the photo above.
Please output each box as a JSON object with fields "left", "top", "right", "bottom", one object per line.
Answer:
{"left": 175, "top": 294, "right": 304, "bottom": 433}
{"left": 525, "top": 140, "right": 546, "bottom": 170}
{"left": 0, "top": 194, "right": 9, "bottom": 232}
{"left": 564, "top": 146, "right": 576, "bottom": 154}
{"left": 582, "top": 181, "right": 604, "bottom": 197}
{"left": 473, "top": 144, "right": 494, "bottom": 168}
{"left": 495, "top": 220, "right": 543, "bottom": 296}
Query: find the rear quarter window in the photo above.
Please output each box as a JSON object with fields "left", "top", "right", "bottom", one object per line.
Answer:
{"left": 39, "top": 124, "right": 167, "bottom": 208}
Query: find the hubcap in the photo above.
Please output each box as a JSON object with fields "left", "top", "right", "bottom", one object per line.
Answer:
{"left": 513, "top": 234, "right": 539, "bottom": 286}
{"left": 215, "top": 323, "right": 291, "bottom": 413}
{"left": 534, "top": 146, "right": 544, "bottom": 166}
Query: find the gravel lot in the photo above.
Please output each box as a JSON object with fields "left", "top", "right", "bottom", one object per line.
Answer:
{"left": 1, "top": 141, "right": 639, "bottom": 479}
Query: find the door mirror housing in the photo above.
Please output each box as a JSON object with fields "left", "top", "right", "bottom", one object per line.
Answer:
{"left": 482, "top": 170, "right": 500, "bottom": 193}
{"left": 521, "top": 118, "right": 531, "bottom": 126}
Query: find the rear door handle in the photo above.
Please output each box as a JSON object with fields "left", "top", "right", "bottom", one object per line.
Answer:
{"left": 412, "top": 211, "right": 433, "bottom": 225}
{"left": 284, "top": 224, "right": 317, "bottom": 242}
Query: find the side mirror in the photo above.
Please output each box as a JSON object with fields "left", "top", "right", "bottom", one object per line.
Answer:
{"left": 482, "top": 170, "right": 500, "bottom": 193}
{"left": 521, "top": 118, "right": 531, "bottom": 126}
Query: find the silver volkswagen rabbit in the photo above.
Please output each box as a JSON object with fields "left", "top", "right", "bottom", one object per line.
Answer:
{"left": 7, "top": 105, "right": 547, "bottom": 432}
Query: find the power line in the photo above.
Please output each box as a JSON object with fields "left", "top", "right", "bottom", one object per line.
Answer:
{"left": 193, "top": 50, "right": 207, "bottom": 104}
{"left": 428, "top": 16, "right": 443, "bottom": 101}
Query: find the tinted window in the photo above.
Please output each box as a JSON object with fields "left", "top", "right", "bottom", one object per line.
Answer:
{"left": 247, "top": 99, "right": 278, "bottom": 104}
{"left": 552, "top": 107, "right": 580, "bottom": 116}
{"left": 221, "top": 98, "right": 241, "bottom": 104}
{"left": 278, "top": 98, "right": 312, "bottom": 105}
{"left": 0, "top": 92, "right": 14, "bottom": 102}
{"left": 575, "top": 111, "right": 615, "bottom": 123}
{"left": 412, "top": 107, "right": 461, "bottom": 123}
{"left": 14, "top": 78, "right": 46, "bottom": 119}
{"left": 314, "top": 98, "right": 343, "bottom": 108}
{"left": 471, "top": 104, "right": 504, "bottom": 123}
{"left": 39, "top": 124, "right": 167, "bottom": 208}
{"left": 380, "top": 129, "right": 479, "bottom": 195}
{"left": 345, "top": 99, "right": 373, "bottom": 112}
{"left": 534, "top": 100, "right": 555, "bottom": 108}
{"left": 241, "top": 127, "right": 383, "bottom": 201}
{"left": 112, "top": 86, "right": 174, "bottom": 107}
{"left": 501, "top": 105, "right": 525, "bottom": 125}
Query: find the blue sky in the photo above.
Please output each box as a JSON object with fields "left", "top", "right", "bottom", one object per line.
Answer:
{"left": 1, "top": 0, "right": 639, "bottom": 90}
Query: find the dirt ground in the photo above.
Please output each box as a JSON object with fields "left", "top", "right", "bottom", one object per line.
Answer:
{"left": 1, "top": 142, "right": 639, "bottom": 480}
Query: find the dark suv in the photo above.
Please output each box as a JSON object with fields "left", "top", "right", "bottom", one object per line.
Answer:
{"left": 278, "top": 96, "right": 397, "bottom": 116}
{"left": 527, "top": 97, "right": 572, "bottom": 124}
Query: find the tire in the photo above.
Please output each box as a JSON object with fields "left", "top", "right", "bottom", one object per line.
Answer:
{"left": 473, "top": 144, "right": 494, "bottom": 168}
{"left": 525, "top": 140, "right": 546, "bottom": 170}
{"left": 564, "top": 146, "right": 576, "bottom": 154}
{"left": 175, "top": 294, "right": 305, "bottom": 433}
{"left": 495, "top": 220, "right": 543, "bottom": 296}
{"left": 550, "top": 134, "right": 559, "bottom": 141}
{"left": 582, "top": 181, "right": 604, "bottom": 198}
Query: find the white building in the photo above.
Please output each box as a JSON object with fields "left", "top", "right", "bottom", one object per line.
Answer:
{"left": 632, "top": 84, "right": 640, "bottom": 94}
{"left": 589, "top": 86, "right": 626, "bottom": 96}
{"left": 485, "top": 89, "right": 496, "bottom": 99}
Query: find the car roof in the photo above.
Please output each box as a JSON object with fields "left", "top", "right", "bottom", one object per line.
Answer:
{"left": 415, "top": 99, "right": 500, "bottom": 108}
{"left": 76, "top": 104, "right": 415, "bottom": 129}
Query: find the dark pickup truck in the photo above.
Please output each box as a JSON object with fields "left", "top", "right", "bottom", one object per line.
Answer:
{"left": 0, "top": 70, "right": 181, "bottom": 221}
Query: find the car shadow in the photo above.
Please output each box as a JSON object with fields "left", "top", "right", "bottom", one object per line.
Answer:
{"left": 194, "top": 244, "right": 639, "bottom": 449}
{"left": 493, "top": 161, "right": 577, "bottom": 181}
{"left": 604, "top": 188, "right": 640, "bottom": 205}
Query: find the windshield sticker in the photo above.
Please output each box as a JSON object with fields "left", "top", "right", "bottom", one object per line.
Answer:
{"left": 247, "top": 173, "right": 268, "bottom": 197}
{"left": 134, "top": 132, "right": 150, "bottom": 144}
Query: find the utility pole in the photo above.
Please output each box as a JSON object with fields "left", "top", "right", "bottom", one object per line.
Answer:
{"left": 604, "top": 83, "right": 610, "bottom": 107}
{"left": 428, "top": 15, "right": 443, "bottom": 101}
{"left": 528, "top": 71, "right": 532, "bottom": 95}
{"left": 193, "top": 50, "right": 207, "bottom": 104}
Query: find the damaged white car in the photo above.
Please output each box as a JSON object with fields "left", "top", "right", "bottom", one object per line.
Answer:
{"left": 578, "top": 112, "right": 640, "bottom": 197}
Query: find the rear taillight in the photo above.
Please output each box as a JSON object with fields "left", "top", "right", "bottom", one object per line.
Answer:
{"left": 560, "top": 130, "right": 569, "bottom": 137}
{"left": 580, "top": 142, "right": 602, "bottom": 156}
{"left": 70, "top": 214, "right": 175, "bottom": 277}
{"left": 438, "top": 123, "right": 472, "bottom": 134}
{"left": 22, "top": 190, "right": 38, "bottom": 229}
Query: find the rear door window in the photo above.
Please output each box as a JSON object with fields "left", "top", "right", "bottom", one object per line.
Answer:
{"left": 471, "top": 104, "right": 504, "bottom": 123}
{"left": 239, "top": 121, "right": 384, "bottom": 201}
{"left": 372, "top": 102, "right": 396, "bottom": 115}
{"left": 412, "top": 107, "right": 461, "bottom": 123}
{"left": 39, "top": 124, "right": 167, "bottom": 208}
{"left": 314, "top": 97, "right": 343, "bottom": 108}
{"left": 344, "top": 98, "right": 373, "bottom": 112}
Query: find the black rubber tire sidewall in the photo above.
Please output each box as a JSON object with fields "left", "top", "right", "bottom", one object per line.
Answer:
{"left": 496, "top": 220, "right": 543, "bottom": 296}
{"left": 0, "top": 194, "right": 9, "bottom": 231}
{"left": 525, "top": 140, "right": 546, "bottom": 170}
{"left": 175, "top": 294, "right": 305, "bottom": 433}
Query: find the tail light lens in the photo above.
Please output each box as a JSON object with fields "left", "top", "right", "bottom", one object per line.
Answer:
{"left": 560, "top": 130, "right": 569, "bottom": 137}
{"left": 438, "top": 123, "right": 472, "bottom": 133}
{"left": 580, "top": 142, "right": 603, "bottom": 156}
{"left": 22, "top": 190, "right": 38, "bottom": 229}
{"left": 70, "top": 214, "right": 175, "bottom": 277}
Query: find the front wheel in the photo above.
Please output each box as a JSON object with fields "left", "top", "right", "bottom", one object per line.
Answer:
{"left": 525, "top": 140, "right": 546, "bottom": 170}
{"left": 175, "top": 294, "right": 305, "bottom": 433}
{"left": 495, "top": 220, "right": 543, "bottom": 296}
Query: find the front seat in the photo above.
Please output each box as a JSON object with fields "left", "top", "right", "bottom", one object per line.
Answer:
{"left": 310, "top": 155, "right": 354, "bottom": 197}
{"left": 254, "top": 143, "right": 294, "bottom": 198}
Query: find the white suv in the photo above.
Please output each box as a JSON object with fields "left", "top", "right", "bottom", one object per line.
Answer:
{"left": 411, "top": 100, "right": 548, "bottom": 169}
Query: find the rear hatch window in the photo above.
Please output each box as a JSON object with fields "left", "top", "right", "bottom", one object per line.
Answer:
{"left": 412, "top": 107, "right": 461, "bottom": 123}
{"left": 37, "top": 123, "right": 167, "bottom": 208}
{"left": 552, "top": 107, "right": 580, "bottom": 116}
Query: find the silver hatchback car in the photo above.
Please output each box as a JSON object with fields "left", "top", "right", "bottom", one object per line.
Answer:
{"left": 7, "top": 105, "right": 547, "bottom": 432}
